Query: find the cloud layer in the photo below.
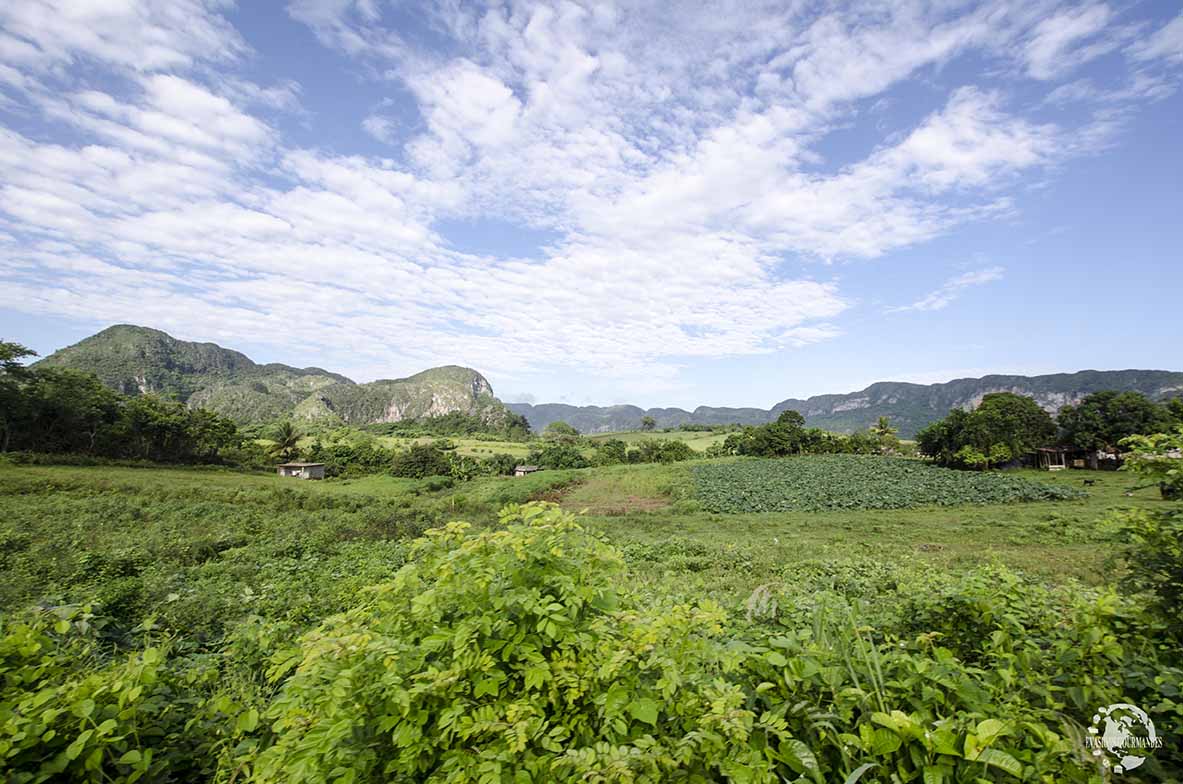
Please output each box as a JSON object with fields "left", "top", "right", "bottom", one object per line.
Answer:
{"left": 1, "top": 0, "right": 1180, "bottom": 388}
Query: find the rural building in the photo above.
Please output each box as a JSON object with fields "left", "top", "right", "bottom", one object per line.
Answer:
{"left": 1034, "top": 447, "right": 1120, "bottom": 471}
{"left": 513, "top": 465, "right": 540, "bottom": 477}
{"left": 276, "top": 462, "right": 326, "bottom": 480}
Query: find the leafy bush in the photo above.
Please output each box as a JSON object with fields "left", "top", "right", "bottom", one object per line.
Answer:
{"left": 390, "top": 442, "right": 454, "bottom": 478}
{"left": 525, "top": 442, "right": 590, "bottom": 470}
{"left": 692, "top": 455, "right": 1085, "bottom": 513}
{"left": 1121, "top": 426, "right": 1183, "bottom": 499}
{"left": 1116, "top": 503, "right": 1183, "bottom": 638}
{"left": 244, "top": 503, "right": 1181, "bottom": 782}
{"left": 2, "top": 499, "right": 1183, "bottom": 781}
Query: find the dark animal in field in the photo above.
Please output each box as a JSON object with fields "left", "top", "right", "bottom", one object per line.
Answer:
{"left": 1083, "top": 479, "right": 1096, "bottom": 486}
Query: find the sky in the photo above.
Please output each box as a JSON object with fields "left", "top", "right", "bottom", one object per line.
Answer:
{"left": 0, "top": 1, "right": 1181, "bottom": 409}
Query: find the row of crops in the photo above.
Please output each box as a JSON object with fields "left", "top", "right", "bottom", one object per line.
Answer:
{"left": 692, "top": 455, "right": 1085, "bottom": 513}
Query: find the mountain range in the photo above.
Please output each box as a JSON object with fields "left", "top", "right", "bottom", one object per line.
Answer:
{"left": 34, "top": 325, "right": 510, "bottom": 427}
{"left": 32, "top": 325, "right": 1183, "bottom": 437}
{"left": 509, "top": 369, "right": 1183, "bottom": 437}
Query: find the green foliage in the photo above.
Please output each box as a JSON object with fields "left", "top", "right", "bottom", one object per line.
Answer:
{"left": 593, "top": 438, "right": 629, "bottom": 466}
{"left": 542, "top": 420, "right": 581, "bottom": 442}
{"left": 390, "top": 442, "right": 454, "bottom": 479}
{"left": 692, "top": 455, "right": 1085, "bottom": 513}
{"left": 1059, "top": 391, "right": 1173, "bottom": 453}
{"left": 626, "top": 438, "right": 697, "bottom": 464}
{"left": 307, "top": 438, "right": 395, "bottom": 477}
{"left": 0, "top": 361, "right": 242, "bottom": 464}
{"left": 267, "top": 419, "right": 301, "bottom": 462}
{"left": 364, "top": 410, "right": 532, "bottom": 441}
{"left": 243, "top": 504, "right": 1181, "bottom": 782}
{"left": 917, "top": 393, "right": 1055, "bottom": 468}
{"left": 1115, "top": 503, "right": 1183, "bottom": 640}
{"left": 1120, "top": 426, "right": 1183, "bottom": 499}
{"left": 2, "top": 468, "right": 1183, "bottom": 782}
{"left": 527, "top": 442, "right": 590, "bottom": 470}
{"left": 640, "top": 415, "right": 656, "bottom": 431}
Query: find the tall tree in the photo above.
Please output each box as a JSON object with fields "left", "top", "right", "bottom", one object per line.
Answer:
{"left": 269, "top": 420, "right": 302, "bottom": 462}
{"left": 639, "top": 415, "right": 656, "bottom": 432}
{"left": 0, "top": 341, "right": 37, "bottom": 452}
{"left": 1059, "top": 391, "right": 1172, "bottom": 466}
{"left": 917, "top": 393, "right": 1054, "bottom": 469}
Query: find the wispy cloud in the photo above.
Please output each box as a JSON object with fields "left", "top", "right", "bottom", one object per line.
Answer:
{"left": 890, "top": 267, "right": 1006, "bottom": 313}
{"left": 0, "top": 1, "right": 1179, "bottom": 392}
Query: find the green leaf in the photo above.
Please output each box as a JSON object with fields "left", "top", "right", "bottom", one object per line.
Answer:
{"left": 870, "top": 728, "right": 901, "bottom": 755}
{"left": 843, "top": 763, "right": 877, "bottom": 784}
{"left": 628, "top": 698, "right": 659, "bottom": 726}
{"left": 976, "top": 748, "right": 1022, "bottom": 777}
{"left": 975, "top": 719, "right": 1005, "bottom": 745}
{"left": 765, "top": 651, "right": 788, "bottom": 667}
{"left": 118, "top": 750, "right": 142, "bottom": 765}
{"left": 780, "top": 739, "right": 823, "bottom": 783}
{"left": 474, "top": 677, "right": 500, "bottom": 699}
{"left": 236, "top": 708, "right": 259, "bottom": 733}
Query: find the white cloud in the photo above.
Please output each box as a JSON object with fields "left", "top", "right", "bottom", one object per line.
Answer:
{"left": 890, "top": 267, "right": 1006, "bottom": 312}
{"left": 1022, "top": 3, "right": 1118, "bottom": 80}
{"left": 1128, "top": 13, "right": 1183, "bottom": 64}
{"left": 0, "top": 0, "right": 1173, "bottom": 394}
{"left": 0, "top": 0, "right": 246, "bottom": 72}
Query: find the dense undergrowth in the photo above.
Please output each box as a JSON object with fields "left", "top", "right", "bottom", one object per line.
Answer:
{"left": 2, "top": 498, "right": 1181, "bottom": 782}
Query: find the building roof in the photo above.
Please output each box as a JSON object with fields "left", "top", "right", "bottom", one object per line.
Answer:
{"left": 277, "top": 462, "right": 325, "bottom": 467}
{"left": 514, "top": 465, "right": 540, "bottom": 471}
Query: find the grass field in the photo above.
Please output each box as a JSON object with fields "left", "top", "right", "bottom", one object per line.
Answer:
{"left": 552, "top": 457, "right": 1163, "bottom": 604}
{"left": 0, "top": 456, "right": 1159, "bottom": 620}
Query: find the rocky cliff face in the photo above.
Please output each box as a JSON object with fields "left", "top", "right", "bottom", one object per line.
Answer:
{"left": 35, "top": 326, "right": 511, "bottom": 426}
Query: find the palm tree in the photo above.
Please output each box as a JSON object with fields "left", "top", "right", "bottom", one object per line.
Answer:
{"left": 871, "top": 416, "right": 897, "bottom": 439}
{"left": 270, "top": 420, "right": 301, "bottom": 462}
{"left": 871, "top": 416, "right": 900, "bottom": 454}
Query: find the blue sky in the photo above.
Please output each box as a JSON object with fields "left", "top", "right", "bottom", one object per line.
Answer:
{"left": 0, "top": 1, "right": 1181, "bottom": 409}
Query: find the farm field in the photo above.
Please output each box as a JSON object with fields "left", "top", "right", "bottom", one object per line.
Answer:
{"left": 0, "top": 457, "right": 1159, "bottom": 622}
{"left": 692, "top": 454, "right": 1084, "bottom": 513}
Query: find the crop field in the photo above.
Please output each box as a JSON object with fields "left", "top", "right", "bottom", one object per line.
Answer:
{"left": 691, "top": 455, "right": 1084, "bottom": 513}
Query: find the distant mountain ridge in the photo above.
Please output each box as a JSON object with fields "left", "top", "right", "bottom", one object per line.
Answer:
{"left": 34, "top": 326, "right": 1182, "bottom": 437}
{"left": 509, "top": 370, "right": 1183, "bottom": 437}
{"left": 35, "top": 325, "right": 510, "bottom": 426}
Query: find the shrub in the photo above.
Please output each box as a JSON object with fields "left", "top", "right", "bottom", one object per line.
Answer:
{"left": 391, "top": 442, "right": 453, "bottom": 478}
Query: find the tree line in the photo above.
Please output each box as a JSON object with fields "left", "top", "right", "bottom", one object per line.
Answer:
{"left": 0, "top": 341, "right": 242, "bottom": 463}
{"left": 917, "top": 390, "right": 1182, "bottom": 469}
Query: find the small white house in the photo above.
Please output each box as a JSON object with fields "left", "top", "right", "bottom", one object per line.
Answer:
{"left": 513, "top": 465, "right": 540, "bottom": 477}
{"left": 277, "top": 462, "right": 326, "bottom": 480}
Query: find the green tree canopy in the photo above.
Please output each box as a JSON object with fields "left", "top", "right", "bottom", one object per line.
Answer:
{"left": 542, "top": 421, "right": 581, "bottom": 442}
{"left": 1058, "top": 391, "right": 1173, "bottom": 453}
{"left": 917, "top": 393, "right": 1054, "bottom": 469}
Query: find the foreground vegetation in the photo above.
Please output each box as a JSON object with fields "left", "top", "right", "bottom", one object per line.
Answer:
{"left": 1, "top": 455, "right": 1180, "bottom": 781}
